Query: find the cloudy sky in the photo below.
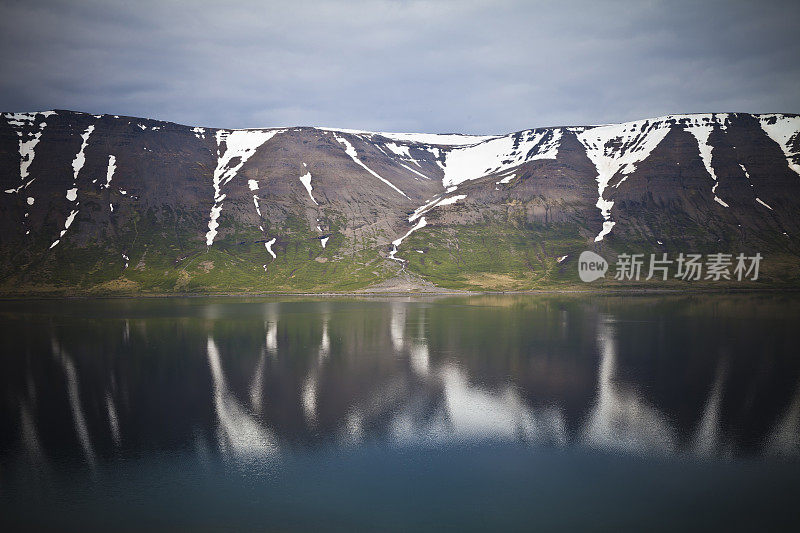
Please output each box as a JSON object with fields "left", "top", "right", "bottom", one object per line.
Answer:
{"left": 1, "top": 0, "right": 798, "bottom": 133}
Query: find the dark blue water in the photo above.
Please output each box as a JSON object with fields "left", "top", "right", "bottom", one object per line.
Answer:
{"left": 1, "top": 295, "right": 799, "bottom": 531}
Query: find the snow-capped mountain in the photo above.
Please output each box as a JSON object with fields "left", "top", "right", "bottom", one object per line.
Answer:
{"left": 1, "top": 110, "right": 799, "bottom": 293}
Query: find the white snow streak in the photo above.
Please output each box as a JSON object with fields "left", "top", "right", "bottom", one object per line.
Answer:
{"left": 50, "top": 123, "right": 95, "bottom": 247}
{"left": 72, "top": 125, "right": 94, "bottom": 180}
{"left": 683, "top": 115, "right": 731, "bottom": 207}
{"left": 299, "top": 171, "right": 318, "bottom": 204}
{"left": 399, "top": 162, "right": 429, "bottom": 180}
{"left": 206, "top": 129, "right": 283, "bottom": 246}
{"left": 389, "top": 217, "right": 427, "bottom": 262}
{"left": 50, "top": 209, "right": 79, "bottom": 248}
{"left": 756, "top": 198, "right": 774, "bottom": 210}
{"left": 435, "top": 194, "right": 466, "bottom": 208}
{"left": 333, "top": 133, "right": 409, "bottom": 198}
{"left": 105, "top": 155, "right": 116, "bottom": 188}
{"left": 265, "top": 237, "right": 277, "bottom": 259}
{"left": 578, "top": 119, "right": 671, "bottom": 241}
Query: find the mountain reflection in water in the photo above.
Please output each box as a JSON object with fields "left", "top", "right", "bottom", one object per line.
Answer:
{"left": 2, "top": 294, "right": 799, "bottom": 474}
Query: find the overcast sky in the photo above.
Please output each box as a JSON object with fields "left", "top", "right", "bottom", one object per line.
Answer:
{"left": 1, "top": 0, "right": 798, "bottom": 133}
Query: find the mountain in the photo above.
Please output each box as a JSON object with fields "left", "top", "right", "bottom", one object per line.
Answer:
{"left": 1, "top": 110, "right": 799, "bottom": 294}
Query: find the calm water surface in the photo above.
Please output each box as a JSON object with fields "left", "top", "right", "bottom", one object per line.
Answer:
{"left": 1, "top": 294, "right": 799, "bottom": 531}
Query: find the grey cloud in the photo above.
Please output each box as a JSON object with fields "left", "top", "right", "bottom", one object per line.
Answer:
{"left": 1, "top": 0, "right": 798, "bottom": 133}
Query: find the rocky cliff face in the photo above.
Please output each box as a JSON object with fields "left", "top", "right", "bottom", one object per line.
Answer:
{"left": 1, "top": 110, "right": 799, "bottom": 293}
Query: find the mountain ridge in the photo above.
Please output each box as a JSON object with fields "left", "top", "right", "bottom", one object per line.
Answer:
{"left": 8, "top": 108, "right": 797, "bottom": 137}
{"left": 1, "top": 109, "right": 799, "bottom": 294}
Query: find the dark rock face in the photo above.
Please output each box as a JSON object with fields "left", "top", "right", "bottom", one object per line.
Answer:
{"left": 0, "top": 110, "right": 798, "bottom": 293}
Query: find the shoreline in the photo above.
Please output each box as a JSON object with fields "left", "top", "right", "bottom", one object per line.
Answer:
{"left": 1, "top": 286, "right": 798, "bottom": 301}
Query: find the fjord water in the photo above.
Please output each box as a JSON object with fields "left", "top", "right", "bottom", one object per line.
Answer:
{"left": 1, "top": 295, "right": 799, "bottom": 531}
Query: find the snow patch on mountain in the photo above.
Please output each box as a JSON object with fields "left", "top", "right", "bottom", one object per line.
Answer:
{"left": 105, "top": 155, "right": 116, "bottom": 189}
{"left": 72, "top": 125, "right": 94, "bottom": 180}
{"left": 576, "top": 113, "right": 744, "bottom": 241}
{"left": 443, "top": 129, "right": 562, "bottom": 187}
{"left": 206, "top": 129, "right": 283, "bottom": 246}
{"left": 299, "top": 171, "right": 318, "bottom": 205}
{"left": 714, "top": 197, "right": 730, "bottom": 208}
{"left": 403, "top": 163, "right": 430, "bottom": 180}
{"left": 578, "top": 119, "right": 672, "bottom": 241}
{"left": 410, "top": 193, "right": 467, "bottom": 223}
{"left": 390, "top": 217, "right": 427, "bottom": 263}
{"left": 318, "top": 127, "right": 496, "bottom": 146}
{"left": 436, "top": 194, "right": 467, "bottom": 208}
{"left": 247, "top": 179, "right": 262, "bottom": 216}
{"left": 682, "top": 114, "right": 731, "bottom": 207}
{"left": 409, "top": 195, "right": 445, "bottom": 223}
{"left": 756, "top": 198, "right": 774, "bottom": 210}
{"left": 2, "top": 112, "right": 54, "bottom": 194}
{"left": 739, "top": 163, "right": 752, "bottom": 182}
{"left": 385, "top": 142, "right": 412, "bottom": 159}
{"left": 265, "top": 237, "right": 277, "bottom": 259}
{"left": 759, "top": 114, "right": 800, "bottom": 177}
{"left": 50, "top": 209, "right": 79, "bottom": 249}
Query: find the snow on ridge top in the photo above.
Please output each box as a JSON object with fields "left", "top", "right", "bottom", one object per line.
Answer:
{"left": 6, "top": 109, "right": 795, "bottom": 135}
{"left": 1, "top": 110, "right": 56, "bottom": 120}
{"left": 758, "top": 114, "right": 800, "bottom": 177}
{"left": 317, "top": 126, "right": 497, "bottom": 146}
{"left": 575, "top": 112, "right": 740, "bottom": 242}
{"left": 582, "top": 112, "right": 732, "bottom": 131}
{"left": 1, "top": 111, "right": 57, "bottom": 194}
{"left": 577, "top": 119, "right": 672, "bottom": 242}
{"left": 442, "top": 128, "right": 562, "bottom": 187}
